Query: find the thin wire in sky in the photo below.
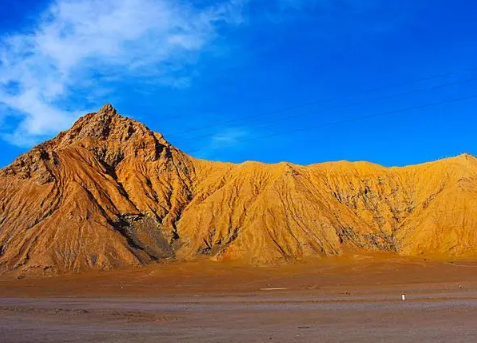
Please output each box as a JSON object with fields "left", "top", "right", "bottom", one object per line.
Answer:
{"left": 165, "top": 65, "right": 477, "bottom": 138}
{"left": 185, "top": 92, "right": 477, "bottom": 154}
{"left": 173, "top": 76, "right": 477, "bottom": 145}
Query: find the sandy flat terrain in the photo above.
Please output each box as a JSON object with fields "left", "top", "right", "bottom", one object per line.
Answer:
{"left": 2, "top": 256, "right": 477, "bottom": 342}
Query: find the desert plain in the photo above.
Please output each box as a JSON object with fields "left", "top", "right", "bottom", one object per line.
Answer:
{"left": 2, "top": 255, "right": 477, "bottom": 342}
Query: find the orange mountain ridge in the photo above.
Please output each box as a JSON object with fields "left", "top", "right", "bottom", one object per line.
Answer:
{"left": 1, "top": 104, "right": 476, "bottom": 274}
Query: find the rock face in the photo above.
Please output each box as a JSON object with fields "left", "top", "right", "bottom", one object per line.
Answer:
{"left": 1, "top": 105, "right": 477, "bottom": 274}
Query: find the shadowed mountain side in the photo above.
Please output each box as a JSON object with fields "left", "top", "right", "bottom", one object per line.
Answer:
{"left": 0, "top": 104, "right": 476, "bottom": 274}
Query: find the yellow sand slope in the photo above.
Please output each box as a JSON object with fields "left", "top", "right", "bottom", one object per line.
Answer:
{"left": 1, "top": 105, "right": 476, "bottom": 273}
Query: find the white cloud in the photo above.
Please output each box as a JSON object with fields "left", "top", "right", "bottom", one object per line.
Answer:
{"left": 0, "top": 0, "right": 243, "bottom": 146}
{"left": 204, "top": 127, "right": 250, "bottom": 154}
{"left": 213, "top": 127, "right": 249, "bottom": 145}
{"left": 183, "top": 126, "right": 250, "bottom": 158}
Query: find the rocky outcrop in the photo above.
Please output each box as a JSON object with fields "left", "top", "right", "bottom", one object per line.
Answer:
{"left": 0, "top": 105, "right": 476, "bottom": 274}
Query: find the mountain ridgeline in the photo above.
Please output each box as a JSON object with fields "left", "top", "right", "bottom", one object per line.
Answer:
{"left": 1, "top": 104, "right": 476, "bottom": 274}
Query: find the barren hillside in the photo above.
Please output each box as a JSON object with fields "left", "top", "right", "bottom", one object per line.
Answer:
{"left": 0, "top": 104, "right": 476, "bottom": 274}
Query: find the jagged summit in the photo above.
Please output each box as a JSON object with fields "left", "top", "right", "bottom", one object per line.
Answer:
{"left": 98, "top": 103, "right": 117, "bottom": 115}
{"left": 61, "top": 103, "right": 163, "bottom": 145}
{"left": 38, "top": 103, "right": 166, "bottom": 150}
{"left": 0, "top": 106, "right": 476, "bottom": 275}
{"left": 3, "top": 105, "right": 174, "bottom": 183}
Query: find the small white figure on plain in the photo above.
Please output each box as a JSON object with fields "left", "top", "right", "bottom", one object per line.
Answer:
{"left": 401, "top": 294, "right": 406, "bottom": 301}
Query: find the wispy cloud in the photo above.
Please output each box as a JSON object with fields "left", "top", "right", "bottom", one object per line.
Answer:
{"left": 0, "top": 0, "right": 244, "bottom": 146}
{"left": 193, "top": 127, "right": 251, "bottom": 158}
{"left": 0, "top": 0, "right": 395, "bottom": 149}
{"left": 211, "top": 127, "right": 250, "bottom": 146}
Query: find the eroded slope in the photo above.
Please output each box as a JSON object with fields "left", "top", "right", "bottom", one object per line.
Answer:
{"left": 0, "top": 105, "right": 476, "bottom": 274}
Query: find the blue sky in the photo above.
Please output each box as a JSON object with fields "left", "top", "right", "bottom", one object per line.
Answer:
{"left": 0, "top": 0, "right": 476, "bottom": 167}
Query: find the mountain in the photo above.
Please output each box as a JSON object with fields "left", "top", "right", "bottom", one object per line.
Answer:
{"left": 1, "top": 104, "right": 476, "bottom": 274}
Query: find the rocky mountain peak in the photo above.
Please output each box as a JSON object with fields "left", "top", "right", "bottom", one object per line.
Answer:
{"left": 2, "top": 105, "right": 173, "bottom": 182}
{"left": 98, "top": 103, "right": 117, "bottom": 115}
{"left": 0, "top": 105, "right": 477, "bottom": 275}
